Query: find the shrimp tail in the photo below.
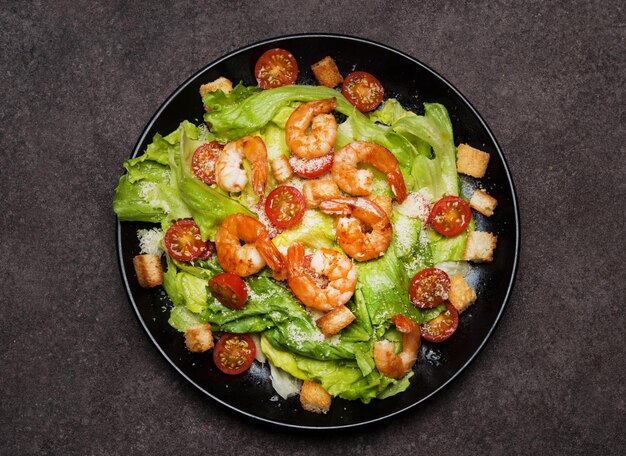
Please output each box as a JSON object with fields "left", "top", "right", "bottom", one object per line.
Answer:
{"left": 244, "top": 136, "right": 268, "bottom": 196}
{"left": 391, "top": 314, "right": 419, "bottom": 333}
{"left": 258, "top": 236, "right": 287, "bottom": 280}
{"left": 286, "top": 242, "right": 305, "bottom": 275}
{"left": 388, "top": 170, "right": 408, "bottom": 203}
{"left": 318, "top": 198, "right": 353, "bottom": 216}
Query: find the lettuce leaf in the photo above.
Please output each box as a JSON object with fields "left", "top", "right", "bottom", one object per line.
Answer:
{"left": 272, "top": 210, "right": 337, "bottom": 250}
{"left": 201, "top": 82, "right": 261, "bottom": 113}
{"left": 369, "top": 99, "right": 417, "bottom": 125}
{"left": 204, "top": 85, "right": 359, "bottom": 140}
{"left": 392, "top": 103, "right": 459, "bottom": 199}
{"left": 175, "top": 128, "right": 253, "bottom": 240}
{"left": 261, "top": 335, "right": 411, "bottom": 403}
{"left": 113, "top": 127, "right": 193, "bottom": 223}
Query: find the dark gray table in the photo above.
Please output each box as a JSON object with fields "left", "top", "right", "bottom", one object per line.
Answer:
{"left": 2, "top": 1, "right": 624, "bottom": 454}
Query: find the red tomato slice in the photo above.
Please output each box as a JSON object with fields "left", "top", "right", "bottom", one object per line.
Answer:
{"left": 429, "top": 196, "right": 472, "bottom": 237}
{"left": 409, "top": 268, "right": 451, "bottom": 309}
{"left": 164, "top": 219, "right": 205, "bottom": 262}
{"left": 192, "top": 142, "right": 223, "bottom": 185}
{"left": 213, "top": 333, "right": 256, "bottom": 375}
{"left": 208, "top": 273, "right": 248, "bottom": 310}
{"left": 254, "top": 48, "right": 298, "bottom": 90}
{"left": 265, "top": 186, "right": 305, "bottom": 229}
{"left": 289, "top": 152, "right": 333, "bottom": 178}
{"left": 197, "top": 240, "right": 216, "bottom": 261}
{"left": 341, "top": 71, "right": 384, "bottom": 112}
{"left": 421, "top": 301, "right": 459, "bottom": 343}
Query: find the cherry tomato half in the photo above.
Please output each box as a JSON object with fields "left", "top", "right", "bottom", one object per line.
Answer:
{"left": 164, "top": 219, "right": 205, "bottom": 262}
{"left": 421, "top": 301, "right": 459, "bottom": 343}
{"left": 209, "top": 273, "right": 248, "bottom": 310}
{"left": 192, "top": 142, "right": 223, "bottom": 185}
{"left": 429, "top": 196, "right": 472, "bottom": 237}
{"left": 341, "top": 71, "right": 384, "bottom": 112}
{"left": 197, "top": 240, "right": 216, "bottom": 261}
{"left": 289, "top": 152, "right": 333, "bottom": 178}
{"left": 409, "top": 268, "right": 451, "bottom": 309}
{"left": 265, "top": 185, "right": 305, "bottom": 229}
{"left": 213, "top": 333, "right": 256, "bottom": 375}
{"left": 254, "top": 48, "right": 298, "bottom": 90}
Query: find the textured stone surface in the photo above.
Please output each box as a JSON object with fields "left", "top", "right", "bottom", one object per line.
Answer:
{"left": 1, "top": 1, "right": 624, "bottom": 454}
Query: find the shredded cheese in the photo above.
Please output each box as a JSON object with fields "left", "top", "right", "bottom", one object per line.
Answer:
{"left": 137, "top": 228, "right": 164, "bottom": 255}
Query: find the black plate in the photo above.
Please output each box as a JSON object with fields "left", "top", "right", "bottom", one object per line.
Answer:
{"left": 116, "top": 34, "right": 520, "bottom": 429}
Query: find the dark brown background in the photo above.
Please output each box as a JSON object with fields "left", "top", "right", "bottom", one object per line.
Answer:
{"left": 1, "top": 1, "right": 624, "bottom": 454}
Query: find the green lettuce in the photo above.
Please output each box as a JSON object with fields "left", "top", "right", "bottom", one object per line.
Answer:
{"left": 392, "top": 103, "right": 459, "bottom": 199}
{"left": 355, "top": 243, "right": 444, "bottom": 327}
{"left": 369, "top": 99, "right": 417, "bottom": 125}
{"left": 175, "top": 128, "right": 253, "bottom": 240}
{"left": 272, "top": 210, "right": 337, "bottom": 250}
{"left": 204, "top": 85, "right": 359, "bottom": 140}
{"left": 202, "top": 82, "right": 261, "bottom": 114}
{"left": 113, "top": 125, "right": 195, "bottom": 223}
{"left": 261, "top": 335, "right": 411, "bottom": 403}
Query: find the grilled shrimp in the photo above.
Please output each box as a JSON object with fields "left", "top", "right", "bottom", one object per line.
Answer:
{"left": 215, "top": 213, "right": 286, "bottom": 279}
{"left": 215, "top": 136, "right": 268, "bottom": 196}
{"left": 373, "top": 315, "right": 421, "bottom": 379}
{"left": 286, "top": 242, "right": 356, "bottom": 312}
{"left": 319, "top": 197, "right": 392, "bottom": 261}
{"left": 331, "top": 141, "right": 407, "bottom": 203}
{"left": 285, "top": 98, "right": 337, "bottom": 159}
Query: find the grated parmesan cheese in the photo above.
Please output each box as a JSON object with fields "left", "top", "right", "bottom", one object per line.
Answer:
{"left": 137, "top": 228, "right": 164, "bottom": 255}
{"left": 396, "top": 191, "right": 432, "bottom": 224}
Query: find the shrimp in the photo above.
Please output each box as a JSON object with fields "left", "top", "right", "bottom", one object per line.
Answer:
{"left": 215, "top": 136, "right": 268, "bottom": 196}
{"left": 215, "top": 213, "right": 287, "bottom": 279}
{"left": 373, "top": 315, "right": 421, "bottom": 379}
{"left": 319, "top": 197, "right": 392, "bottom": 262}
{"left": 331, "top": 141, "right": 407, "bottom": 203}
{"left": 285, "top": 98, "right": 337, "bottom": 159}
{"left": 286, "top": 242, "right": 357, "bottom": 312}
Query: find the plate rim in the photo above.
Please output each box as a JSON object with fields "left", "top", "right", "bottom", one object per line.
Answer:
{"left": 115, "top": 32, "right": 521, "bottom": 430}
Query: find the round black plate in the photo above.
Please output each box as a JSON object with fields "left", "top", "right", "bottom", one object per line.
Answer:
{"left": 116, "top": 34, "right": 519, "bottom": 429}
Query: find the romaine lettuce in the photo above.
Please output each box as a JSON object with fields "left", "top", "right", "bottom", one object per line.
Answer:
{"left": 261, "top": 335, "right": 411, "bottom": 403}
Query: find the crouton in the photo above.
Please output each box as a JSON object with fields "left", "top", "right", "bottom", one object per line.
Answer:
{"left": 470, "top": 189, "right": 497, "bottom": 217}
{"left": 464, "top": 231, "right": 497, "bottom": 263}
{"left": 368, "top": 195, "right": 393, "bottom": 216}
{"left": 311, "top": 56, "right": 343, "bottom": 88}
{"left": 303, "top": 180, "right": 340, "bottom": 209}
{"left": 270, "top": 156, "right": 293, "bottom": 183}
{"left": 184, "top": 323, "right": 214, "bottom": 353}
{"left": 316, "top": 305, "right": 356, "bottom": 336}
{"left": 300, "top": 381, "right": 332, "bottom": 414}
{"left": 448, "top": 275, "right": 477, "bottom": 313}
{"left": 199, "top": 77, "right": 233, "bottom": 97}
{"left": 457, "top": 144, "right": 490, "bottom": 178}
{"left": 133, "top": 254, "right": 163, "bottom": 288}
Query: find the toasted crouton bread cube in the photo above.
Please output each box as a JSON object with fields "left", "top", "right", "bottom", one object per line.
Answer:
{"left": 368, "top": 195, "right": 392, "bottom": 216}
{"left": 316, "top": 305, "right": 356, "bottom": 336}
{"left": 303, "top": 180, "right": 340, "bottom": 209}
{"left": 184, "top": 323, "right": 214, "bottom": 353}
{"left": 457, "top": 144, "right": 490, "bottom": 178}
{"left": 199, "top": 77, "right": 233, "bottom": 97}
{"left": 464, "top": 231, "right": 497, "bottom": 263}
{"left": 311, "top": 56, "right": 343, "bottom": 88}
{"left": 470, "top": 189, "right": 497, "bottom": 217}
{"left": 448, "top": 275, "right": 477, "bottom": 313}
{"left": 300, "top": 381, "right": 332, "bottom": 414}
{"left": 133, "top": 254, "right": 163, "bottom": 288}
{"left": 270, "top": 156, "right": 293, "bottom": 183}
